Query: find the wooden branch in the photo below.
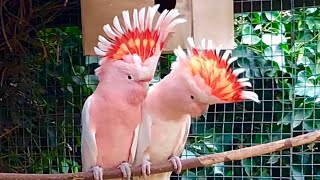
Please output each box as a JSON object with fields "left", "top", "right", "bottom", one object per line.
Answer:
{"left": 1, "top": 130, "right": 320, "bottom": 180}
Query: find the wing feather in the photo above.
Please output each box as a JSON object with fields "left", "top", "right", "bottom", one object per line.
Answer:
{"left": 81, "top": 96, "right": 98, "bottom": 172}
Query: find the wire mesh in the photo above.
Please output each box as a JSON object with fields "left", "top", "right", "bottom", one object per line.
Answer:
{"left": 0, "top": 0, "right": 319, "bottom": 179}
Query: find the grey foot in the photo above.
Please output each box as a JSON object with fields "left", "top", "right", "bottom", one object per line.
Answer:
{"left": 91, "top": 166, "right": 103, "bottom": 180}
{"left": 117, "top": 161, "right": 132, "bottom": 180}
{"left": 141, "top": 159, "right": 152, "bottom": 178}
{"left": 169, "top": 156, "right": 182, "bottom": 174}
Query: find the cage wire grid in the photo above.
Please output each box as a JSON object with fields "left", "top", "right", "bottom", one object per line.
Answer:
{"left": 0, "top": 0, "right": 320, "bottom": 179}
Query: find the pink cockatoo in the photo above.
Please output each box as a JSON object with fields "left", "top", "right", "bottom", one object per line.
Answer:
{"left": 81, "top": 4, "right": 186, "bottom": 180}
{"left": 133, "top": 37, "right": 260, "bottom": 180}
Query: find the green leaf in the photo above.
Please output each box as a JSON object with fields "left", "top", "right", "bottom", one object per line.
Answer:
{"left": 251, "top": 13, "right": 261, "bottom": 24}
{"left": 292, "top": 109, "right": 313, "bottom": 129}
{"left": 74, "top": 65, "right": 85, "bottom": 75}
{"left": 305, "top": 16, "right": 315, "bottom": 30}
{"left": 263, "top": 45, "right": 287, "bottom": 73}
{"left": 241, "top": 159, "right": 252, "bottom": 176}
{"left": 262, "top": 33, "right": 287, "bottom": 45}
{"left": 279, "top": 112, "right": 293, "bottom": 125}
{"left": 271, "top": 22, "right": 286, "bottom": 34}
{"left": 182, "top": 171, "right": 197, "bottom": 180}
{"left": 254, "top": 24, "right": 262, "bottom": 31}
{"left": 264, "top": 12, "right": 280, "bottom": 22}
{"left": 303, "top": 120, "right": 317, "bottom": 131}
{"left": 241, "top": 24, "right": 254, "bottom": 35}
{"left": 317, "top": 40, "right": 320, "bottom": 53}
{"left": 305, "top": 8, "right": 317, "bottom": 14}
{"left": 267, "top": 154, "right": 280, "bottom": 164}
{"left": 292, "top": 165, "right": 303, "bottom": 180}
{"left": 241, "top": 35, "right": 261, "bottom": 45}
{"left": 297, "top": 56, "right": 312, "bottom": 67}
{"left": 85, "top": 75, "right": 98, "bottom": 91}
{"left": 181, "top": 149, "right": 197, "bottom": 160}
{"left": 295, "top": 71, "right": 320, "bottom": 98}
{"left": 60, "top": 159, "right": 69, "bottom": 173}
{"left": 213, "top": 162, "right": 224, "bottom": 176}
{"left": 233, "top": 45, "right": 254, "bottom": 59}
{"left": 67, "top": 84, "right": 73, "bottom": 93}
{"left": 72, "top": 75, "right": 82, "bottom": 85}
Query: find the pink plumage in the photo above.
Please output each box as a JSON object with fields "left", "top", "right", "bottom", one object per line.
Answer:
{"left": 133, "top": 37, "right": 260, "bottom": 180}
{"left": 81, "top": 5, "right": 186, "bottom": 180}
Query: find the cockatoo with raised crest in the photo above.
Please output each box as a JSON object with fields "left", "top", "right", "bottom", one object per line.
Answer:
{"left": 81, "top": 4, "right": 186, "bottom": 180}
{"left": 133, "top": 37, "right": 260, "bottom": 180}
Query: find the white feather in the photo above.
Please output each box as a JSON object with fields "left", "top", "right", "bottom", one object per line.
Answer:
{"left": 162, "top": 9, "right": 180, "bottom": 26}
{"left": 187, "top": 49, "right": 192, "bottom": 57}
{"left": 221, "top": 50, "right": 231, "bottom": 61}
{"left": 94, "top": 47, "right": 106, "bottom": 56}
{"left": 161, "top": 18, "right": 187, "bottom": 40}
{"left": 241, "top": 91, "right": 261, "bottom": 103}
{"left": 81, "top": 96, "right": 99, "bottom": 172}
{"left": 232, "top": 68, "right": 246, "bottom": 76}
{"left": 147, "top": 4, "right": 160, "bottom": 30}
{"left": 174, "top": 46, "right": 187, "bottom": 61}
{"left": 138, "top": 7, "right": 146, "bottom": 31}
{"left": 240, "top": 82, "right": 252, "bottom": 88}
{"left": 122, "top": 10, "right": 133, "bottom": 31}
{"left": 227, "top": 57, "right": 238, "bottom": 67}
{"left": 97, "top": 42, "right": 108, "bottom": 51}
{"left": 187, "top": 37, "right": 195, "bottom": 49}
{"left": 145, "top": 6, "right": 152, "bottom": 30}
{"left": 98, "top": 35, "right": 112, "bottom": 46}
{"left": 113, "top": 16, "right": 124, "bottom": 34}
{"left": 201, "top": 38, "right": 206, "bottom": 49}
{"left": 132, "top": 9, "right": 139, "bottom": 30}
{"left": 208, "top": 40, "right": 214, "bottom": 49}
{"left": 237, "top": 78, "right": 250, "bottom": 82}
{"left": 154, "top": 9, "right": 169, "bottom": 30}
{"left": 98, "top": 59, "right": 106, "bottom": 66}
{"left": 215, "top": 48, "right": 221, "bottom": 56}
{"left": 158, "top": 10, "right": 180, "bottom": 39}
{"left": 103, "top": 24, "right": 118, "bottom": 39}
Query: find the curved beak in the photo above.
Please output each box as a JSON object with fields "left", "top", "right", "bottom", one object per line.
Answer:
{"left": 138, "top": 78, "right": 152, "bottom": 97}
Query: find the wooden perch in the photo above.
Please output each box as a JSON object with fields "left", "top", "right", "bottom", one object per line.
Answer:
{"left": 1, "top": 130, "right": 320, "bottom": 180}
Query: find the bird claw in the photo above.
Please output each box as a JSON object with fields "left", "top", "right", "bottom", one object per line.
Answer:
{"left": 141, "top": 159, "right": 152, "bottom": 178}
{"left": 117, "top": 162, "right": 132, "bottom": 180}
{"left": 168, "top": 156, "right": 182, "bottom": 174}
{"left": 91, "top": 166, "right": 104, "bottom": 180}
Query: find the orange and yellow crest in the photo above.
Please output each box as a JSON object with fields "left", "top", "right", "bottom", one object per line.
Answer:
{"left": 94, "top": 5, "right": 186, "bottom": 63}
{"left": 189, "top": 48, "right": 243, "bottom": 102}
{"left": 174, "top": 37, "right": 260, "bottom": 103}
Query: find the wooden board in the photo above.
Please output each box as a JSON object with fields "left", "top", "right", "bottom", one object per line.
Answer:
{"left": 192, "top": 0, "right": 235, "bottom": 49}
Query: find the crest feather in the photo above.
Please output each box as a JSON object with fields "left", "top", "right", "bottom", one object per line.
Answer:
{"left": 174, "top": 37, "right": 260, "bottom": 104}
{"left": 94, "top": 4, "right": 186, "bottom": 64}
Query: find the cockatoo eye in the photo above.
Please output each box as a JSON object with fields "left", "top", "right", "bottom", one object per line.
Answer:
{"left": 127, "top": 75, "right": 133, "bottom": 80}
{"left": 190, "top": 95, "right": 195, "bottom": 99}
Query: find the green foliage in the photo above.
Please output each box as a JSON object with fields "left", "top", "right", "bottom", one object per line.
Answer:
{"left": 0, "top": 26, "right": 89, "bottom": 173}
{"left": 182, "top": 7, "right": 320, "bottom": 179}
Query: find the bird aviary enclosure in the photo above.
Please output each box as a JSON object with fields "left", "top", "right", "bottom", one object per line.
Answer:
{"left": 0, "top": 0, "right": 320, "bottom": 179}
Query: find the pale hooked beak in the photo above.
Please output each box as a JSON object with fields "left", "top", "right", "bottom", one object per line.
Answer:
{"left": 201, "top": 104, "right": 209, "bottom": 115}
{"left": 138, "top": 78, "right": 152, "bottom": 97}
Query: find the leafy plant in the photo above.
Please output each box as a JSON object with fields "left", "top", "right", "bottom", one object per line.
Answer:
{"left": 181, "top": 7, "right": 320, "bottom": 179}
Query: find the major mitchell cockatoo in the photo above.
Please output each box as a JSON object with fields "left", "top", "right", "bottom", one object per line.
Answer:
{"left": 81, "top": 4, "right": 186, "bottom": 180}
{"left": 133, "top": 37, "right": 260, "bottom": 180}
